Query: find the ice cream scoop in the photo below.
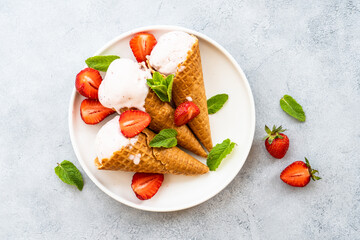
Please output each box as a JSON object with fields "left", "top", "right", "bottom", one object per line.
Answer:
{"left": 95, "top": 128, "right": 209, "bottom": 175}
{"left": 148, "top": 32, "right": 213, "bottom": 152}
{"left": 149, "top": 31, "right": 196, "bottom": 75}
{"left": 95, "top": 115, "right": 138, "bottom": 163}
{"left": 98, "top": 57, "right": 208, "bottom": 157}
{"left": 98, "top": 58, "right": 151, "bottom": 112}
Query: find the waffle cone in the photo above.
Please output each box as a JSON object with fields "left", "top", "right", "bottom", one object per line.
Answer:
{"left": 94, "top": 128, "right": 209, "bottom": 175}
{"left": 172, "top": 38, "right": 212, "bottom": 151}
{"left": 144, "top": 90, "right": 207, "bottom": 157}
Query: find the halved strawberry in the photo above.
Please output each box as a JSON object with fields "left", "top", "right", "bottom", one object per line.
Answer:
{"left": 80, "top": 99, "right": 115, "bottom": 125}
{"left": 75, "top": 68, "right": 102, "bottom": 99}
{"left": 280, "top": 158, "right": 321, "bottom": 187}
{"left": 131, "top": 173, "right": 164, "bottom": 200}
{"left": 129, "top": 32, "right": 157, "bottom": 62}
{"left": 174, "top": 101, "right": 200, "bottom": 126}
{"left": 119, "top": 110, "right": 151, "bottom": 138}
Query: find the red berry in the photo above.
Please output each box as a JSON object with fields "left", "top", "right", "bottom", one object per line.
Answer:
{"left": 75, "top": 68, "right": 102, "bottom": 99}
{"left": 129, "top": 33, "right": 157, "bottom": 63}
{"left": 119, "top": 110, "right": 151, "bottom": 138}
{"left": 131, "top": 173, "right": 164, "bottom": 200}
{"left": 264, "top": 125, "right": 289, "bottom": 159}
{"left": 80, "top": 99, "right": 115, "bottom": 125}
{"left": 174, "top": 101, "right": 200, "bottom": 126}
{"left": 280, "top": 158, "right": 321, "bottom": 187}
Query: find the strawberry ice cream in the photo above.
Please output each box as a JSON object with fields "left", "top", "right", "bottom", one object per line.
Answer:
{"left": 148, "top": 31, "right": 196, "bottom": 75}
{"left": 98, "top": 58, "right": 151, "bottom": 112}
{"left": 95, "top": 115, "right": 138, "bottom": 162}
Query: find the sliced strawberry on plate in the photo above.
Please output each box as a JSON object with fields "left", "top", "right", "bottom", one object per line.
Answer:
{"left": 75, "top": 68, "right": 102, "bottom": 99}
{"left": 119, "top": 110, "right": 151, "bottom": 138}
{"left": 280, "top": 158, "right": 321, "bottom": 187}
{"left": 80, "top": 99, "right": 115, "bottom": 125}
{"left": 129, "top": 32, "right": 157, "bottom": 63}
{"left": 131, "top": 173, "right": 164, "bottom": 200}
{"left": 174, "top": 101, "right": 200, "bottom": 126}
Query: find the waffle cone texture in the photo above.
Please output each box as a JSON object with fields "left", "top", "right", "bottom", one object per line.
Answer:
{"left": 172, "top": 38, "right": 213, "bottom": 151}
{"left": 144, "top": 90, "right": 207, "bottom": 157}
{"left": 95, "top": 128, "right": 209, "bottom": 175}
{"left": 146, "top": 36, "right": 212, "bottom": 151}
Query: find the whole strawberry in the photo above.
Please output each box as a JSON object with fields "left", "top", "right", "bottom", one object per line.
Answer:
{"left": 264, "top": 125, "right": 289, "bottom": 159}
{"left": 280, "top": 158, "right": 321, "bottom": 187}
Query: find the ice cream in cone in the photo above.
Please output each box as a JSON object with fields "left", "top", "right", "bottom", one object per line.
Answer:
{"left": 148, "top": 31, "right": 213, "bottom": 151}
{"left": 145, "top": 90, "right": 207, "bottom": 157}
{"left": 98, "top": 58, "right": 207, "bottom": 157}
{"left": 95, "top": 116, "right": 209, "bottom": 175}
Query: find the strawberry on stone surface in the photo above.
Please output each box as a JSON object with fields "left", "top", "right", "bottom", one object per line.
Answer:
{"left": 264, "top": 125, "right": 289, "bottom": 159}
{"left": 280, "top": 158, "right": 321, "bottom": 187}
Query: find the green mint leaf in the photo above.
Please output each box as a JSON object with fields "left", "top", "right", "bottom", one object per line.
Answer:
{"left": 280, "top": 95, "right": 306, "bottom": 122}
{"left": 165, "top": 75, "right": 174, "bottom": 102}
{"left": 147, "top": 78, "right": 155, "bottom": 85}
{"left": 152, "top": 72, "right": 163, "bottom": 84}
{"left": 207, "top": 94, "right": 229, "bottom": 114}
{"left": 85, "top": 55, "right": 120, "bottom": 72}
{"left": 55, "top": 160, "right": 84, "bottom": 190}
{"left": 146, "top": 83, "right": 169, "bottom": 101}
{"left": 147, "top": 72, "right": 174, "bottom": 102}
{"left": 207, "top": 139, "right": 236, "bottom": 171}
{"left": 149, "top": 129, "right": 178, "bottom": 148}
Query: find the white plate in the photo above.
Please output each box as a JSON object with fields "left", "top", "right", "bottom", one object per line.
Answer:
{"left": 69, "top": 25, "right": 255, "bottom": 212}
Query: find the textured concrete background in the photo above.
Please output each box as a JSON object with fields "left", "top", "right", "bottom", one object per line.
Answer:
{"left": 1, "top": 0, "right": 359, "bottom": 239}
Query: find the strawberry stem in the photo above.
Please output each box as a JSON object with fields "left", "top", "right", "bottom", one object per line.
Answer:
{"left": 305, "top": 157, "right": 321, "bottom": 181}
{"left": 264, "top": 125, "right": 287, "bottom": 144}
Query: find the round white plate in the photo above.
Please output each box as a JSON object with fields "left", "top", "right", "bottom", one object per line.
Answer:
{"left": 69, "top": 25, "right": 255, "bottom": 212}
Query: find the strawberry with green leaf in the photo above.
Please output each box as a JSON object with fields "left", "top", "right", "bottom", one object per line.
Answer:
{"left": 264, "top": 125, "right": 289, "bottom": 159}
{"left": 280, "top": 158, "right": 321, "bottom": 187}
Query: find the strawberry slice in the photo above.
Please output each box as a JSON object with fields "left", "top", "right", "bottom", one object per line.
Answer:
{"left": 131, "top": 173, "right": 164, "bottom": 200}
{"left": 280, "top": 158, "right": 321, "bottom": 187}
{"left": 80, "top": 99, "right": 115, "bottom": 125}
{"left": 119, "top": 110, "right": 151, "bottom": 138}
{"left": 129, "top": 32, "right": 157, "bottom": 63}
{"left": 174, "top": 101, "right": 200, "bottom": 126}
{"left": 75, "top": 68, "right": 102, "bottom": 99}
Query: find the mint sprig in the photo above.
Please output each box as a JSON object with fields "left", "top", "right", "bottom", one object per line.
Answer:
{"left": 207, "top": 94, "right": 229, "bottom": 114}
{"left": 85, "top": 55, "right": 120, "bottom": 72}
{"left": 149, "top": 129, "right": 178, "bottom": 148}
{"left": 147, "top": 72, "right": 174, "bottom": 102}
{"left": 280, "top": 95, "right": 306, "bottom": 122}
{"left": 55, "top": 160, "right": 84, "bottom": 191}
{"left": 207, "top": 139, "right": 236, "bottom": 171}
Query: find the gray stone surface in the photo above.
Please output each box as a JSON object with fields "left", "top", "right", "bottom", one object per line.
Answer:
{"left": 1, "top": 0, "right": 359, "bottom": 239}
